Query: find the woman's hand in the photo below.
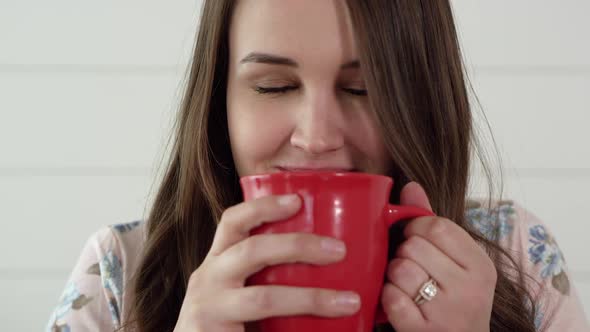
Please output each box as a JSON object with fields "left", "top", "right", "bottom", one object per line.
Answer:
{"left": 173, "top": 194, "right": 361, "bottom": 332}
{"left": 381, "top": 182, "right": 496, "bottom": 332}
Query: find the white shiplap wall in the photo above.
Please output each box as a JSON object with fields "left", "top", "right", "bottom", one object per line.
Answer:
{"left": 0, "top": 1, "right": 201, "bottom": 330}
{"left": 1, "top": 0, "right": 588, "bottom": 330}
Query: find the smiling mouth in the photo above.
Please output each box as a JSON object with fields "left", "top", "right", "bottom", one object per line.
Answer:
{"left": 276, "top": 166, "right": 358, "bottom": 172}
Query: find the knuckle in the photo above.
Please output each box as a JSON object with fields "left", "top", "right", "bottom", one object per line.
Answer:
{"left": 219, "top": 207, "right": 239, "bottom": 232}
{"left": 243, "top": 201, "right": 262, "bottom": 222}
{"left": 248, "top": 287, "right": 274, "bottom": 312}
{"left": 396, "top": 243, "right": 409, "bottom": 258}
{"left": 220, "top": 204, "right": 241, "bottom": 223}
{"left": 237, "top": 236, "right": 259, "bottom": 259}
{"left": 397, "top": 236, "right": 421, "bottom": 257}
{"left": 483, "top": 260, "right": 498, "bottom": 285}
{"left": 219, "top": 208, "right": 232, "bottom": 223}
{"left": 309, "top": 288, "right": 327, "bottom": 310}
{"left": 381, "top": 284, "right": 402, "bottom": 309}
{"left": 398, "top": 257, "right": 415, "bottom": 272}
{"left": 380, "top": 285, "right": 391, "bottom": 304}
{"left": 386, "top": 259, "right": 404, "bottom": 281}
{"left": 188, "top": 260, "right": 216, "bottom": 287}
{"left": 428, "top": 217, "right": 450, "bottom": 236}
{"left": 289, "top": 233, "right": 312, "bottom": 252}
{"left": 188, "top": 269, "right": 202, "bottom": 287}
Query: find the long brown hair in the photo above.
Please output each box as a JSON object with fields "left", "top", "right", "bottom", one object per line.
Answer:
{"left": 123, "top": 1, "right": 543, "bottom": 331}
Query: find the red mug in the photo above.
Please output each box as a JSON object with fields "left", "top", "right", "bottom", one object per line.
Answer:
{"left": 240, "top": 171, "right": 435, "bottom": 332}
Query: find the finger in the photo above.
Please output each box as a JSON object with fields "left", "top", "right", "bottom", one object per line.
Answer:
{"left": 381, "top": 282, "right": 426, "bottom": 330}
{"left": 400, "top": 181, "right": 433, "bottom": 212}
{"left": 386, "top": 258, "right": 430, "bottom": 301}
{"left": 215, "top": 232, "right": 346, "bottom": 283}
{"left": 400, "top": 182, "right": 481, "bottom": 271}
{"left": 209, "top": 194, "right": 301, "bottom": 256}
{"left": 396, "top": 235, "right": 462, "bottom": 285}
{"left": 219, "top": 286, "right": 361, "bottom": 322}
{"left": 403, "top": 216, "right": 487, "bottom": 270}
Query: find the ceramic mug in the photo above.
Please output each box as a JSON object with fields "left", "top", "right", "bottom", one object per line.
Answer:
{"left": 241, "top": 171, "right": 435, "bottom": 332}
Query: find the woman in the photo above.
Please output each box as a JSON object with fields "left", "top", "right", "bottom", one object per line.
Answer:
{"left": 47, "top": 1, "right": 589, "bottom": 331}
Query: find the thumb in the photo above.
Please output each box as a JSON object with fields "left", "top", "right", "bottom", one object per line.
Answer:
{"left": 399, "top": 181, "right": 433, "bottom": 212}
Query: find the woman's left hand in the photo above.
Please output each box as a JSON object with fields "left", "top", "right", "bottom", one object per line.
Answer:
{"left": 381, "top": 182, "right": 496, "bottom": 332}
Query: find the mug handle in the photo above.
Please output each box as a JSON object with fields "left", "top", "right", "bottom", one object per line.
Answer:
{"left": 374, "top": 204, "right": 436, "bottom": 324}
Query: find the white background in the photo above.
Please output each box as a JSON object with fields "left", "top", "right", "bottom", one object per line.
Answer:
{"left": 0, "top": 0, "right": 588, "bottom": 330}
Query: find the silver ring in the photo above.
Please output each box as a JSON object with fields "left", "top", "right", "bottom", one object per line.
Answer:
{"left": 414, "top": 278, "right": 438, "bottom": 305}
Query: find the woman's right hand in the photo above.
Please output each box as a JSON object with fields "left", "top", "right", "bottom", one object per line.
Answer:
{"left": 173, "top": 194, "right": 361, "bottom": 332}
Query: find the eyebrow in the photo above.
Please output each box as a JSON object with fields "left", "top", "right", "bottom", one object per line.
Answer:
{"left": 239, "top": 52, "right": 360, "bottom": 69}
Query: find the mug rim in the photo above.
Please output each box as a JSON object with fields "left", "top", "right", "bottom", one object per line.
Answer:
{"left": 240, "top": 170, "right": 393, "bottom": 183}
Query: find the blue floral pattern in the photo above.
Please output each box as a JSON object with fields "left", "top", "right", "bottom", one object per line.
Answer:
{"left": 45, "top": 221, "right": 143, "bottom": 330}
{"left": 465, "top": 201, "right": 515, "bottom": 241}
{"left": 528, "top": 224, "right": 570, "bottom": 295}
{"left": 99, "top": 250, "right": 124, "bottom": 325}
{"left": 45, "top": 282, "right": 91, "bottom": 332}
{"left": 534, "top": 306, "right": 545, "bottom": 331}
{"left": 112, "top": 220, "right": 142, "bottom": 233}
{"left": 524, "top": 298, "right": 545, "bottom": 331}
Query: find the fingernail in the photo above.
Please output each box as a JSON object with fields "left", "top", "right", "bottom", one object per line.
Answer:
{"left": 321, "top": 238, "right": 346, "bottom": 254}
{"left": 332, "top": 292, "right": 361, "bottom": 307}
{"left": 278, "top": 194, "right": 299, "bottom": 206}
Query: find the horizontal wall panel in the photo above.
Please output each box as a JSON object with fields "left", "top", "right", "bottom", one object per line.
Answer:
{"left": 574, "top": 279, "right": 590, "bottom": 318}
{"left": 452, "top": 1, "right": 590, "bottom": 66}
{"left": 0, "top": 0, "right": 201, "bottom": 66}
{"left": 0, "top": 72, "right": 181, "bottom": 168}
{"left": 471, "top": 73, "right": 590, "bottom": 169}
{"left": 0, "top": 278, "right": 67, "bottom": 331}
{"left": 1, "top": 1, "right": 588, "bottom": 67}
{"left": 0, "top": 175, "right": 154, "bottom": 270}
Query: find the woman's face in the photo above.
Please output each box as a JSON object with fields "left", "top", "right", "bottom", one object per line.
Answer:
{"left": 226, "top": 0, "right": 391, "bottom": 177}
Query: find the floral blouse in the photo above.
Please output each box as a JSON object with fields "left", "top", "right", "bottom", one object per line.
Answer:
{"left": 46, "top": 201, "right": 590, "bottom": 331}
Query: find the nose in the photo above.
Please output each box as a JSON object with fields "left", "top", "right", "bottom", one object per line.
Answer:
{"left": 290, "top": 90, "right": 345, "bottom": 154}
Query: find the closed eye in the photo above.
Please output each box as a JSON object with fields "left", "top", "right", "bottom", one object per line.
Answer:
{"left": 254, "top": 86, "right": 367, "bottom": 96}
{"left": 254, "top": 86, "right": 297, "bottom": 94}
{"left": 342, "top": 88, "right": 367, "bottom": 96}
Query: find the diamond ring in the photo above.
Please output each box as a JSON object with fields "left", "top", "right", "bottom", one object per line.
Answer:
{"left": 414, "top": 278, "right": 438, "bottom": 305}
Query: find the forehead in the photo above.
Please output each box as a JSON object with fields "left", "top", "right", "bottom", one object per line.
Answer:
{"left": 229, "top": 0, "right": 358, "bottom": 67}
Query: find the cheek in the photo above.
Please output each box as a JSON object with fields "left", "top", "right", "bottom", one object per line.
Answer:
{"left": 349, "top": 112, "right": 390, "bottom": 171}
{"left": 228, "top": 102, "right": 293, "bottom": 173}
